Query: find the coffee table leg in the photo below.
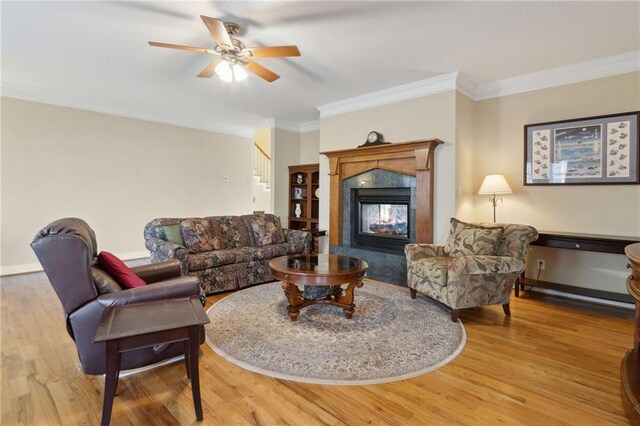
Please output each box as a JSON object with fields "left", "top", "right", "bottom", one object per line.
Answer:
{"left": 282, "top": 281, "right": 301, "bottom": 321}
{"left": 101, "top": 340, "right": 121, "bottom": 426}
{"left": 341, "top": 280, "right": 363, "bottom": 319}
{"left": 188, "top": 326, "right": 203, "bottom": 421}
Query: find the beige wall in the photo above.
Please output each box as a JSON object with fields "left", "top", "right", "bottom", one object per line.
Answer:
{"left": 318, "top": 90, "right": 457, "bottom": 250}
{"left": 472, "top": 72, "right": 640, "bottom": 293}
{"left": 455, "top": 92, "right": 476, "bottom": 221}
{"left": 1, "top": 97, "right": 253, "bottom": 273}
{"left": 272, "top": 128, "right": 301, "bottom": 227}
{"left": 299, "top": 130, "right": 320, "bottom": 164}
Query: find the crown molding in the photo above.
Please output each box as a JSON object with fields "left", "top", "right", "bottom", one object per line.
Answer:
{"left": 315, "top": 51, "right": 640, "bottom": 119}
{"left": 272, "top": 119, "right": 320, "bottom": 133}
{"left": 1, "top": 81, "right": 255, "bottom": 139}
{"left": 474, "top": 50, "right": 640, "bottom": 100}
{"left": 272, "top": 119, "right": 302, "bottom": 133}
{"left": 455, "top": 72, "right": 477, "bottom": 100}
{"left": 5, "top": 51, "right": 637, "bottom": 136}
{"left": 300, "top": 120, "right": 320, "bottom": 133}
{"left": 317, "top": 72, "right": 459, "bottom": 118}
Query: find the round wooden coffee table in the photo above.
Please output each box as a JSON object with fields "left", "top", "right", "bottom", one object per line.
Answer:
{"left": 268, "top": 254, "right": 368, "bottom": 321}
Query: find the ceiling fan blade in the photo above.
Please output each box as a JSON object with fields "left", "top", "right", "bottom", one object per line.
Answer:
{"left": 197, "top": 59, "right": 222, "bottom": 78}
{"left": 148, "top": 41, "right": 211, "bottom": 54}
{"left": 244, "top": 59, "right": 280, "bottom": 83}
{"left": 248, "top": 46, "right": 301, "bottom": 58}
{"left": 200, "top": 15, "right": 233, "bottom": 47}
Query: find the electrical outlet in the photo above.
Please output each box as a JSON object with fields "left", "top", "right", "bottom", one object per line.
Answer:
{"left": 537, "top": 259, "right": 546, "bottom": 270}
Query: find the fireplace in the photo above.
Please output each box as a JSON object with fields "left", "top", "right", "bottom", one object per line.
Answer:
{"left": 322, "top": 139, "right": 442, "bottom": 285}
{"left": 351, "top": 187, "right": 411, "bottom": 254}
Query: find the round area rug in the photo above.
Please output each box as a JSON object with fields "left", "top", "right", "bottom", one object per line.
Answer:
{"left": 205, "top": 282, "right": 466, "bottom": 385}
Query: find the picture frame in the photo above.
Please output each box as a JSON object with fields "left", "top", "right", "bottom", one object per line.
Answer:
{"left": 293, "top": 187, "right": 306, "bottom": 199}
{"left": 524, "top": 111, "right": 640, "bottom": 185}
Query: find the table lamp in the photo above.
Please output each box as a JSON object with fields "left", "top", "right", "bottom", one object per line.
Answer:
{"left": 478, "top": 174, "right": 512, "bottom": 223}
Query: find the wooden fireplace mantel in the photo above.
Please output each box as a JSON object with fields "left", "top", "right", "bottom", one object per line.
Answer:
{"left": 321, "top": 139, "right": 443, "bottom": 246}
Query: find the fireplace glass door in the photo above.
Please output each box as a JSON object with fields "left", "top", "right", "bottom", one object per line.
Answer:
{"left": 351, "top": 187, "right": 412, "bottom": 253}
{"left": 359, "top": 203, "right": 408, "bottom": 239}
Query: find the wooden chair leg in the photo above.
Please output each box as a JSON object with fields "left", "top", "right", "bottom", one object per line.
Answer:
{"left": 450, "top": 309, "right": 460, "bottom": 322}
{"left": 502, "top": 303, "right": 511, "bottom": 316}
{"left": 409, "top": 288, "right": 417, "bottom": 299}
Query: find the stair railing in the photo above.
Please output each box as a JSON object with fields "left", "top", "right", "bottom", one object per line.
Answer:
{"left": 254, "top": 143, "right": 271, "bottom": 188}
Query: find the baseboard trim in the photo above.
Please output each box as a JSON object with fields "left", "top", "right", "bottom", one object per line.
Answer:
{"left": 520, "top": 277, "right": 634, "bottom": 310}
{"left": 0, "top": 251, "right": 150, "bottom": 277}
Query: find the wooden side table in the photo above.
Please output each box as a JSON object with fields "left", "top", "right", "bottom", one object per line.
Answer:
{"left": 94, "top": 297, "right": 210, "bottom": 425}
{"left": 622, "top": 243, "right": 640, "bottom": 423}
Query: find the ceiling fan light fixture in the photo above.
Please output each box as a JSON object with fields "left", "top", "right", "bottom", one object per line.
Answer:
{"left": 149, "top": 16, "right": 299, "bottom": 83}
{"left": 233, "top": 64, "right": 248, "bottom": 81}
{"left": 215, "top": 59, "right": 233, "bottom": 82}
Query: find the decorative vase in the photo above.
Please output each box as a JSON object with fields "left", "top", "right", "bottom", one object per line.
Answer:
{"left": 294, "top": 203, "right": 302, "bottom": 218}
{"left": 296, "top": 174, "right": 304, "bottom": 184}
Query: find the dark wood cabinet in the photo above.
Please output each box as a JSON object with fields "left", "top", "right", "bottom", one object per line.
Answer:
{"left": 288, "top": 164, "right": 320, "bottom": 232}
{"left": 622, "top": 243, "right": 640, "bottom": 424}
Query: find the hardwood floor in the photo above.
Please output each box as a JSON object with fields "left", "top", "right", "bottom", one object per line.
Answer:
{"left": 1, "top": 272, "right": 635, "bottom": 425}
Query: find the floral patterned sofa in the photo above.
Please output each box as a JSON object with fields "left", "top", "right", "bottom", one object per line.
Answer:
{"left": 144, "top": 214, "right": 311, "bottom": 294}
{"left": 405, "top": 218, "right": 538, "bottom": 321}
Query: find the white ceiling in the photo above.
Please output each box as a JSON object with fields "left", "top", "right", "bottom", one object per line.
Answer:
{"left": 2, "top": 1, "right": 639, "bottom": 136}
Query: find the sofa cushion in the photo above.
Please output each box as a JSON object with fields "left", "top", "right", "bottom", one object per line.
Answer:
{"left": 162, "top": 224, "right": 185, "bottom": 246}
{"left": 242, "top": 214, "right": 285, "bottom": 247}
{"left": 91, "top": 266, "right": 122, "bottom": 294}
{"left": 408, "top": 257, "right": 450, "bottom": 289}
{"left": 235, "top": 244, "right": 289, "bottom": 262}
{"left": 97, "top": 251, "right": 146, "bottom": 289}
{"left": 187, "top": 249, "right": 237, "bottom": 272}
{"left": 180, "top": 218, "right": 224, "bottom": 254}
{"left": 215, "top": 216, "right": 253, "bottom": 248}
{"left": 478, "top": 222, "right": 539, "bottom": 260}
{"left": 444, "top": 218, "right": 504, "bottom": 257}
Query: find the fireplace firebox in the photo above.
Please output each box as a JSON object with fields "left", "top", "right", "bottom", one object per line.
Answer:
{"left": 351, "top": 188, "right": 411, "bottom": 253}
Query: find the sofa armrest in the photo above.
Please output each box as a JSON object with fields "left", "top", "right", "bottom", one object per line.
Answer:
{"left": 285, "top": 229, "right": 312, "bottom": 253}
{"left": 96, "top": 276, "right": 200, "bottom": 308}
{"left": 448, "top": 255, "right": 524, "bottom": 277}
{"left": 131, "top": 260, "right": 181, "bottom": 284}
{"left": 404, "top": 244, "right": 446, "bottom": 261}
{"left": 145, "top": 236, "right": 188, "bottom": 269}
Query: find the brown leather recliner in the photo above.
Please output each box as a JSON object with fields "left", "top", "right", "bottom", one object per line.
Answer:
{"left": 31, "top": 218, "right": 205, "bottom": 375}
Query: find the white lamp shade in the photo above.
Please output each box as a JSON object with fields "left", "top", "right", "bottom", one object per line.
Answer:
{"left": 233, "top": 64, "right": 248, "bottom": 81}
{"left": 478, "top": 174, "right": 512, "bottom": 195}
{"left": 215, "top": 60, "right": 233, "bottom": 82}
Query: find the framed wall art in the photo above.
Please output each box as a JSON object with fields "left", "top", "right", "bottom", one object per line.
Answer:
{"left": 524, "top": 111, "right": 640, "bottom": 185}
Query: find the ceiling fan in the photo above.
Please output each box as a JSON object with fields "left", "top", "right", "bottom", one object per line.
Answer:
{"left": 148, "top": 15, "right": 300, "bottom": 83}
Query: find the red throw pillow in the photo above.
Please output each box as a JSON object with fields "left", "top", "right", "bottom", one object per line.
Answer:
{"left": 97, "top": 251, "right": 146, "bottom": 289}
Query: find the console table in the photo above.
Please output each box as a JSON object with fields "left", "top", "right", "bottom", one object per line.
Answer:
{"left": 517, "top": 231, "right": 640, "bottom": 302}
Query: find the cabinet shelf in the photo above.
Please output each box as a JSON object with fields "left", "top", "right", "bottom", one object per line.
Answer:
{"left": 289, "top": 164, "right": 320, "bottom": 232}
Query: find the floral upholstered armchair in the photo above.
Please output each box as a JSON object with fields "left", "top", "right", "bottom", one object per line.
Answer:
{"left": 405, "top": 218, "right": 538, "bottom": 322}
